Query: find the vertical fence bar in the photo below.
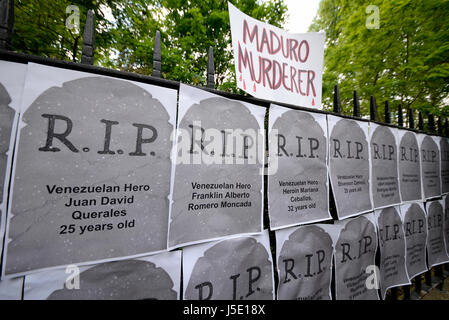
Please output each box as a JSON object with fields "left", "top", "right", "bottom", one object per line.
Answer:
{"left": 152, "top": 30, "right": 162, "bottom": 78}
{"left": 81, "top": 9, "right": 95, "bottom": 65}
{"left": 445, "top": 119, "right": 449, "bottom": 137}
{"left": 0, "top": 0, "right": 14, "bottom": 50}
{"left": 438, "top": 117, "right": 443, "bottom": 136}
{"left": 353, "top": 90, "right": 360, "bottom": 118}
{"left": 398, "top": 104, "right": 403, "bottom": 127}
{"left": 370, "top": 96, "right": 377, "bottom": 121}
{"left": 408, "top": 108, "right": 414, "bottom": 129}
{"left": 207, "top": 46, "right": 215, "bottom": 89}
{"left": 428, "top": 114, "right": 436, "bottom": 134}
{"left": 418, "top": 111, "right": 424, "bottom": 131}
{"left": 384, "top": 100, "right": 391, "bottom": 124}
{"left": 333, "top": 85, "right": 341, "bottom": 114}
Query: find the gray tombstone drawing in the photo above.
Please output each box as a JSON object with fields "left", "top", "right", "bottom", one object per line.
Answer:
{"left": 403, "top": 203, "right": 427, "bottom": 279}
{"left": 0, "top": 83, "right": 15, "bottom": 229}
{"left": 330, "top": 118, "right": 371, "bottom": 219}
{"left": 399, "top": 131, "right": 422, "bottom": 201}
{"left": 440, "top": 138, "right": 449, "bottom": 194}
{"left": 426, "top": 201, "right": 449, "bottom": 266}
{"left": 445, "top": 196, "right": 449, "bottom": 257}
{"left": 5, "top": 76, "right": 174, "bottom": 275}
{"left": 277, "top": 225, "right": 333, "bottom": 300}
{"left": 47, "top": 259, "right": 177, "bottom": 300}
{"left": 269, "top": 110, "right": 328, "bottom": 228}
{"left": 377, "top": 206, "right": 409, "bottom": 299}
{"left": 169, "top": 97, "right": 262, "bottom": 248}
{"left": 421, "top": 136, "right": 441, "bottom": 198}
{"left": 335, "top": 216, "right": 378, "bottom": 300}
{"left": 184, "top": 237, "right": 273, "bottom": 300}
{"left": 370, "top": 126, "right": 400, "bottom": 208}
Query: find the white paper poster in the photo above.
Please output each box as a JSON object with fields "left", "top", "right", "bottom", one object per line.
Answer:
{"left": 3, "top": 63, "right": 178, "bottom": 277}
{"left": 24, "top": 250, "right": 181, "bottom": 300}
{"left": 0, "top": 61, "right": 28, "bottom": 258}
{"left": 369, "top": 123, "right": 401, "bottom": 209}
{"left": 183, "top": 231, "right": 274, "bottom": 300}
{"left": 0, "top": 277, "right": 24, "bottom": 300}
{"left": 333, "top": 213, "right": 379, "bottom": 300}
{"left": 328, "top": 116, "right": 373, "bottom": 219}
{"left": 419, "top": 134, "right": 441, "bottom": 199}
{"left": 275, "top": 224, "right": 335, "bottom": 300}
{"left": 399, "top": 202, "right": 428, "bottom": 279}
{"left": 375, "top": 206, "right": 410, "bottom": 299}
{"left": 445, "top": 195, "right": 449, "bottom": 257}
{"left": 425, "top": 200, "right": 449, "bottom": 267}
{"left": 268, "top": 104, "right": 330, "bottom": 230}
{"left": 228, "top": 2, "right": 325, "bottom": 108}
{"left": 168, "top": 84, "right": 265, "bottom": 249}
{"left": 398, "top": 129, "right": 422, "bottom": 202}
{"left": 440, "top": 137, "right": 449, "bottom": 194}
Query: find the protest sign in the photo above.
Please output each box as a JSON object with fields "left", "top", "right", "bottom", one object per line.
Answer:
{"left": 440, "top": 137, "right": 449, "bottom": 194}
{"left": 425, "top": 200, "right": 449, "bottom": 267}
{"left": 398, "top": 130, "right": 422, "bottom": 202}
{"left": 419, "top": 134, "right": 441, "bottom": 199}
{"left": 228, "top": 2, "right": 324, "bottom": 108}
{"left": 183, "top": 230, "right": 274, "bottom": 300}
{"left": 268, "top": 104, "right": 330, "bottom": 229}
{"left": 3, "top": 63, "right": 177, "bottom": 277}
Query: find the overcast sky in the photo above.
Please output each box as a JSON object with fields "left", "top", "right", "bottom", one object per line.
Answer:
{"left": 283, "top": 0, "right": 321, "bottom": 33}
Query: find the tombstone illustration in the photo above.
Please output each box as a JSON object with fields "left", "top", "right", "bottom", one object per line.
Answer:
{"left": 269, "top": 108, "right": 329, "bottom": 229}
{"left": 329, "top": 118, "right": 372, "bottom": 218}
{"left": 445, "top": 196, "right": 449, "bottom": 257}
{"left": 184, "top": 237, "right": 273, "bottom": 300}
{"left": 377, "top": 206, "right": 409, "bottom": 299}
{"left": 335, "top": 215, "right": 378, "bottom": 300}
{"left": 398, "top": 131, "right": 422, "bottom": 201}
{"left": 440, "top": 138, "right": 449, "bottom": 194}
{"left": 370, "top": 125, "right": 400, "bottom": 208}
{"left": 47, "top": 260, "right": 177, "bottom": 300}
{"left": 426, "top": 201, "right": 449, "bottom": 266}
{"left": 421, "top": 136, "right": 441, "bottom": 198}
{"left": 403, "top": 203, "right": 427, "bottom": 279}
{"left": 5, "top": 75, "right": 174, "bottom": 275}
{"left": 169, "top": 95, "right": 263, "bottom": 248}
{"left": 277, "top": 225, "right": 333, "bottom": 300}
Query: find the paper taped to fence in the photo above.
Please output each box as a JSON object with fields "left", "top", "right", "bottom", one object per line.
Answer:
{"left": 0, "top": 277, "right": 24, "bottom": 300}
{"left": 425, "top": 200, "right": 449, "bottom": 267}
{"left": 445, "top": 195, "right": 449, "bottom": 257}
{"left": 369, "top": 123, "right": 401, "bottom": 209}
{"left": 275, "top": 224, "right": 335, "bottom": 300}
{"left": 183, "top": 230, "right": 274, "bottom": 300}
{"left": 440, "top": 137, "right": 449, "bottom": 194}
{"left": 399, "top": 202, "right": 428, "bottom": 279}
{"left": 328, "top": 116, "right": 373, "bottom": 219}
{"left": 398, "top": 130, "right": 422, "bottom": 202}
{"left": 419, "top": 134, "right": 441, "bottom": 199}
{"left": 168, "top": 84, "right": 265, "bottom": 249}
{"left": 268, "top": 105, "right": 330, "bottom": 230}
{"left": 0, "top": 61, "right": 27, "bottom": 258}
{"left": 3, "top": 63, "right": 177, "bottom": 277}
{"left": 333, "top": 214, "right": 379, "bottom": 300}
{"left": 23, "top": 250, "right": 181, "bottom": 300}
{"left": 228, "top": 3, "right": 324, "bottom": 108}
{"left": 375, "top": 206, "right": 410, "bottom": 299}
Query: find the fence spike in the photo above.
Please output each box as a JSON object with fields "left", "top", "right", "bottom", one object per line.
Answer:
{"left": 408, "top": 108, "right": 414, "bottom": 129}
{"left": 445, "top": 119, "right": 449, "bottom": 137}
{"left": 207, "top": 46, "right": 215, "bottom": 89}
{"left": 370, "top": 96, "right": 377, "bottom": 121}
{"left": 353, "top": 90, "right": 360, "bottom": 118}
{"left": 398, "top": 104, "right": 403, "bottom": 127}
{"left": 428, "top": 114, "right": 436, "bottom": 134}
{"left": 438, "top": 117, "right": 442, "bottom": 136}
{"left": 152, "top": 30, "right": 161, "bottom": 78}
{"left": 384, "top": 100, "right": 391, "bottom": 124}
{"left": 81, "top": 9, "right": 95, "bottom": 65}
{"left": 333, "top": 85, "right": 341, "bottom": 114}
{"left": 418, "top": 111, "right": 424, "bottom": 131}
{"left": 0, "top": 0, "right": 14, "bottom": 50}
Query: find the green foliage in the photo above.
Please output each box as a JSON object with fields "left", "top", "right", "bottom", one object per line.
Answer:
{"left": 310, "top": 0, "right": 449, "bottom": 120}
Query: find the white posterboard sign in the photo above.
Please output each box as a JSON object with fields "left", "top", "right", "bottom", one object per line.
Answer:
{"left": 228, "top": 2, "right": 325, "bottom": 108}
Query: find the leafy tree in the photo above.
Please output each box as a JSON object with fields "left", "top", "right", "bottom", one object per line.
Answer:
{"left": 310, "top": 0, "right": 449, "bottom": 121}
